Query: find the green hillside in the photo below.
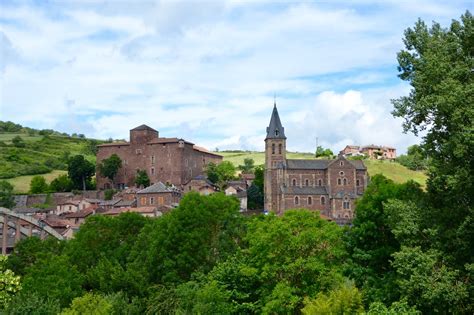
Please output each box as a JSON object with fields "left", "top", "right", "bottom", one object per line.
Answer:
{"left": 0, "top": 127, "right": 102, "bottom": 180}
{"left": 217, "top": 150, "right": 427, "bottom": 187}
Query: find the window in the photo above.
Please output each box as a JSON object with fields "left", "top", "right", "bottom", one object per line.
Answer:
{"left": 318, "top": 179, "right": 322, "bottom": 186}
{"left": 339, "top": 171, "right": 344, "bottom": 176}
{"left": 158, "top": 197, "right": 164, "bottom": 205}
{"left": 292, "top": 179, "right": 297, "bottom": 186}
{"left": 305, "top": 179, "right": 309, "bottom": 186}
{"left": 150, "top": 197, "right": 155, "bottom": 205}
{"left": 151, "top": 155, "right": 155, "bottom": 164}
{"left": 321, "top": 196, "right": 326, "bottom": 205}
{"left": 279, "top": 143, "right": 282, "bottom": 154}
{"left": 340, "top": 161, "right": 344, "bottom": 166}
{"left": 294, "top": 196, "right": 299, "bottom": 205}
{"left": 151, "top": 167, "right": 155, "bottom": 175}
{"left": 136, "top": 149, "right": 142, "bottom": 155}
{"left": 343, "top": 178, "right": 347, "bottom": 185}
{"left": 272, "top": 143, "right": 275, "bottom": 154}
{"left": 356, "top": 179, "right": 360, "bottom": 187}
{"left": 275, "top": 129, "right": 279, "bottom": 136}
{"left": 343, "top": 197, "right": 350, "bottom": 209}
{"left": 337, "top": 178, "right": 342, "bottom": 185}
{"left": 308, "top": 196, "right": 312, "bottom": 205}
{"left": 140, "top": 197, "right": 146, "bottom": 205}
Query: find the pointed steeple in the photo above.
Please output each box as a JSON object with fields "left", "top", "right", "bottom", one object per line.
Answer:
{"left": 265, "top": 102, "right": 286, "bottom": 140}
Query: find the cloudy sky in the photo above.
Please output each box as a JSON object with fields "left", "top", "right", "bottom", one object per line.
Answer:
{"left": 0, "top": 1, "right": 471, "bottom": 153}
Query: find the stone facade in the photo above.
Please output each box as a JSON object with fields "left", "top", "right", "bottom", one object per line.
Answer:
{"left": 183, "top": 175, "right": 219, "bottom": 195}
{"left": 96, "top": 125, "right": 222, "bottom": 190}
{"left": 264, "top": 104, "right": 368, "bottom": 223}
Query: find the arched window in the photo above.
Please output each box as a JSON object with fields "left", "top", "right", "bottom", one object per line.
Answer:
{"left": 343, "top": 178, "right": 347, "bottom": 185}
{"left": 305, "top": 179, "right": 309, "bottom": 186}
{"left": 272, "top": 143, "right": 275, "bottom": 154}
{"left": 337, "top": 178, "right": 342, "bottom": 185}
{"left": 321, "top": 196, "right": 326, "bottom": 205}
{"left": 278, "top": 143, "right": 282, "bottom": 154}
{"left": 318, "top": 179, "right": 322, "bottom": 186}
{"left": 340, "top": 161, "right": 344, "bottom": 166}
{"left": 292, "top": 179, "right": 297, "bottom": 186}
{"left": 308, "top": 196, "right": 312, "bottom": 205}
{"left": 294, "top": 196, "right": 299, "bottom": 205}
{"left": 356, "top": 179, "right": 360, "bottom": 187}
{"left": 275, "top": 129, "right": 279, "bottom": 136}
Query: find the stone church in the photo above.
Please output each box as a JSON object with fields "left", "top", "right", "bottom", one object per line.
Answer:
{"left": 264, "top": 104, "right": 368, "bottom": 223}
{"left": 96, "top": 125, "right": 222, "bottom": 190}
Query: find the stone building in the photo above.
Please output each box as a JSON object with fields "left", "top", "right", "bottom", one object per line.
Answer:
{"left": 136, "top": 182, "right": 181, "bottom": 207}
{"left": 264, "top": 104, "right": 368, "bottom": 223}
{"left": 96, "top": 125, "right": 222, "bottom": 190}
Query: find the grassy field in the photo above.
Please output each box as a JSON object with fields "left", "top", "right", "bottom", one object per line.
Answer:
{"left": 217, "top": 151, "right": 427, "bottom": 187}
{"left": 0, "top": 133, "right": 44, "bottom": 144}
{"left": 6, "top": 170, "right": 67, "bottom": 194}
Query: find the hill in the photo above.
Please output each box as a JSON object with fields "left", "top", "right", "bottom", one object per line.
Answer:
{"left": 216, "top": 150, "right": 427, "bottom": 187}
{"left": 0, "top": 121, "right": 103, "bottom": 181}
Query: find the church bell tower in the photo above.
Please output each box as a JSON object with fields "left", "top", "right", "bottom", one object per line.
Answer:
{"left": 264, "top": 102, "right": 286, "bottom": 213}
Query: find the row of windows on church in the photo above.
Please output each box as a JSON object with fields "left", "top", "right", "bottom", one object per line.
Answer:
{"left": 293, "top": 196, "right": 351, "bottom": 209}
{"left": 290, "top": 178, "right": 361, "bottom": 187}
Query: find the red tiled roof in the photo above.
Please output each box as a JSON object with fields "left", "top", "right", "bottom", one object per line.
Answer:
{"left": 64, "top": 208, "right": 94, "bottom": 219}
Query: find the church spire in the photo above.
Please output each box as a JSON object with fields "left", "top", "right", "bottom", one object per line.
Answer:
{"left": 265, "top": 102, "right": 286, "bottom": 140}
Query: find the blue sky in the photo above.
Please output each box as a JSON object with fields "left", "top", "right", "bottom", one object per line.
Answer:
{"left": 0, "top": 1, "right": 471, "bottom": 154}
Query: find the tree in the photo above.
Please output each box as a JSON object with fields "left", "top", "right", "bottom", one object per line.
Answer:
{"left": 238, "top": 158, "right": 255, "bottom": 173}
{"left": 301, "top": 281, "right": 364, "bottom": 315}
{"left": 29, "top": 175, "right": 49, "bottom": 194}
{"left": 0, "top": 255, "right": 21, "bottom": 309}
{"left": 98, "top": 154, "right": 122, "bottom": 188}
{"left": 396, "top": 144, "right": 428, "bottom": 170}
{"left": 49, "top": 174, "right": 73, "bottom": 192}
{"left": 67, "top": 155, "right": 95, "bottom": 191}
{"left": 206, "top": 161, "right": 236, "bottom": 186}
{"left": 0, "top": 180, "right": 15, "bottom": 208}
{"left": 5, "top": 292, "right": 60, "bottom": 315}
{"left": 247, "top": 183, "right": 264, "bottom": 210}
{"left": 134, "top": 170, "right": 150, "bottom": 188}
{"left": 60, "top": 292, "right": 113, "bottom": 315}
{"left": 391, "top": 11, "right": 474, "bottom": 265}
{"left": 11, "top": 136, "right": 25, "bottom": 148}
{"left": 315, "top": 146, "right": 334, "bottom": 158}
{"left": 253, "top": 165, "right": 264, "bottom": 191}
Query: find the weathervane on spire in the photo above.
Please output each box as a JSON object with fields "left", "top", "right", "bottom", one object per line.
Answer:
{"left": 273, "top": 92, "right": 276, "bottom": 106}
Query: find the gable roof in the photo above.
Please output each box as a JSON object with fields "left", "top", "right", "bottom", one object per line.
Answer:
{"left": 286, "top": 159, "right": 329, "bottom": 169}
{"left": 348, "top": 160, "right": 367, "bottom": 170}
{"left": 131, "top": 124, "right": 157, "bottom": 132}
{"left": 137, "top": 182, "right": 175, "bottom": 194}
{"left": 265, "top": 103, "right": 286, "bottom": 140}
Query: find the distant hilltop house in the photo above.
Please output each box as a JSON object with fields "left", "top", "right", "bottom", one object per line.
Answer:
{"left": 96, "top": 124, "right": 222, "bottom": 190}
{"left": 340, "top": 144, "right": 397, "bottom": 160}
{"left": 264, "top": 104, "right": 368, "bottom": 224}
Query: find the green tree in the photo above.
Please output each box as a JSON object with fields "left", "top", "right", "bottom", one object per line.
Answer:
{"left": 391, "top": 11, "right": 474, "bottom": 267}
{"left": 247, "top": 183, "right": 264, "bottom": 210}
{"left": 60, "top": 292, "right": 113, "bottom": 315}
{"left": 238, "top": 158, "right": 255, "bottom": 173}
{"left": 134, "top": 170, "right": 150, "bottom": 188}
{"left": 21, "top": 255, "right": 84, "bottom": 308}
{"left": 0, "top": 180, "right": 15, "bottom": 208}
{"left": 253, "top": 165, "right": 264, "bottom": 191}
{"left": 5, "top": 292, "right": 60, "bottom": 315}
{"left": 0, "top": 255, "right": 21, "bottom": 309}
{"left": 67, "top": 155, "right": 95, "bottom": 191}
{"left": 98, "top": 154, "right": 122, "bottom": 188}
{"left": 345, "top": 174, "right": 425, "bottom": 304}
{"left": 367, "top": 300, "right": 420, "bottom": 315}
{"left": 49, "top": 174, "right": 74, "bottom": 192}
{"left": 396, "top": 144, "right": 428, "bottom": 171}
{"left": 315, "top": 146, "right": 334, "bottom": 158}
{"left": 129, "top": 193, "right": 243, "bottom": 285}
{"left": 29, "top": 175, "right": 48, "bottom": 194}
{"left": 301, "top": 281, "right": 365, "bottom": 315}
{"left": 11, "top": 136, "right": 25, "bottom": 148}
{"left": 206, "top": 161, "right": 237, "bottom": 186}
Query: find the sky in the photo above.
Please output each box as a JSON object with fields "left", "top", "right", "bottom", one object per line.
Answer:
{"left": 0, "top": 0, "right": 471, "bottom": 154}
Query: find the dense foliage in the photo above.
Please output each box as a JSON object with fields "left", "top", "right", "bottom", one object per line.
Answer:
{"left": 134, "top": 170, "right": 150, "bottom": 188}
{"left": 67, "top": 155, "right": 95, "bottom": 191}
{"left": 0, "top": 180, "right": 15, "bottom": 208}
{"left": 396, "top": 144, "right": 428, "bottom": 170}
{"left": 98, "top": 154, "right": 122, "bottom": 187}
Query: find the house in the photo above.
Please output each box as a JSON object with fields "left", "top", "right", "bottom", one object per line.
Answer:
{"left": 95, "top": 125, "right": 222, "bottom": 190}
{"left": 361, "top": 145, "right": 397, "bottom": 160}
{"left": 339, "top": 145, "right": 362, "bottom": 157}
{"left": 225, "top": 186, "right": 248, "bottom": 212}
{"left": 136, "top": 182, "right": 181, "bottom": 207}
{"left": 264, "top": 103, "right": 368, "bottom": 223}
{"left": 183, "top": 175, "right": 219, "bottom": 195}
{"left": 103, "top": 206, "right": 162, "bottom": 218}
{"left": 55, "top": 200, "right": 81, "bottom": 215}
{"left": 64, "top": 207, "right": 95, "bottom": 225}
{"left": 240, "top": 173, "right": 256, "bottom": 187}
{"left": 99, "top": 199, "right": 121, "bottom": 210}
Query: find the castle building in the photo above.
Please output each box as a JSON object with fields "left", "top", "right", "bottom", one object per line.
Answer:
{"left": 96, "top": 125, "right": 222, "bottom": 190}
{"left": 264, "top": 104, "right": 368, "bottom": 223}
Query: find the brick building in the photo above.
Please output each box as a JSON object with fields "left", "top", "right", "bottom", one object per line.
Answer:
{"left": 96, "top": 125, "right": 222, "bottom": 190}
{"left": 264, "top": 104, "right": 368, "bottom": 223}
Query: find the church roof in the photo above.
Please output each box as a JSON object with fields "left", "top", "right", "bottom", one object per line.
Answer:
{"left": 131, "top": 124, "right": 157, "bottom": 132}
{"left": 281, "top": 186, "right": 328, "bottom": 195}
{"left": 265, "top": 103, "right": 286, "bottom": 140}
{"left": 287, "top": 159, "right": 329, "bottom": 169}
